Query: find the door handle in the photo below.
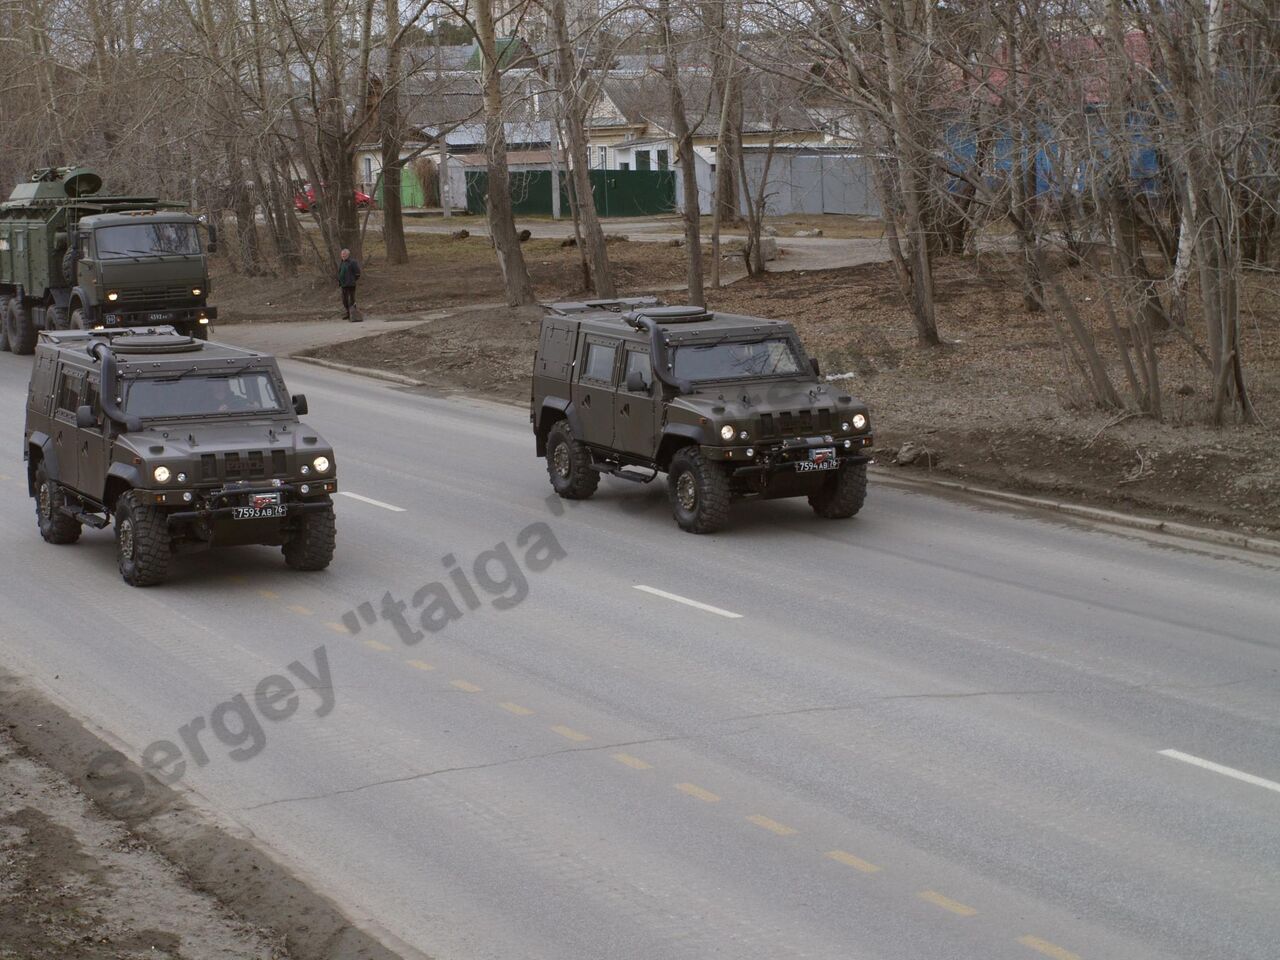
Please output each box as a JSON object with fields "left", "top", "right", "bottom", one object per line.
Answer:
{"left": 582, "top": 394, "right": 591, "bottom": 407}
{"left": 621, "top": 403, "right": 630, "bottom": 415}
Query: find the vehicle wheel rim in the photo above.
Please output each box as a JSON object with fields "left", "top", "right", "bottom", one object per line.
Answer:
{"left": 552, "top": 442, "right": 571, "bottom": 478}
{"left": 119, "top": 517, "right": 134, "bottom": 561}
{"left": 676, "top": 472, "right": 698, "bottom": 512}
{"left": 38, "top": 482, "right": 51, "bottom": 520}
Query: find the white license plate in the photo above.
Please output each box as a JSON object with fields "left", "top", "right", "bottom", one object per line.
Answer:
{"left": 796, "top": 460, "right": 839, "bottom": 473}
{"left": 148, "top": 312, "right": 176, "bottom": 322}
{"left": 232, "top": 505, "right": 285, "bottom": 520}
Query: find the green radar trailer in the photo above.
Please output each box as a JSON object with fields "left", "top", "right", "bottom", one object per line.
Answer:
{"left": 0, "top": 166, "right": 218, "bottom": 354}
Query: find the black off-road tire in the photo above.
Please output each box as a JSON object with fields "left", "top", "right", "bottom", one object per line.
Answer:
{"left": 0, "top": 295, "right": 10, "bottom": 352}
{"left": 667, "top": 446, "right": 731, "bottom": 534}
{"left": 808, "top": 462, "right": 868, "bottom": 519}
{"left": 47, "top": 304, "right": 68, "bottom": 330}
{"left": 283, "top": 501, "right": 336, "bottom": 571}
{"left": 546, "top": 420, "right": 599, "bottom": 500}
{"left": 115, "top": 491, "right": 172, "bottom": 587}
{"left": 70, "top": 306, "right": 87, "bottom": 330}
{"left": 34, "top": 462, "right": 82, "bottom": 545}
{"left": 5, "top": 299, "right": 36, "bottom": 355}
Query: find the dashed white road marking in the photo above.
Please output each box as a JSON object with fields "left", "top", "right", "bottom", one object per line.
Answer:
{"left": 633, "top": 585, "right": 743, "bottom": 619}
{"left": 1159, "top": 749, "right": 1280, "bottom": 795}
{"left": 336, "top": 491, "right": 406, "bottom": 512}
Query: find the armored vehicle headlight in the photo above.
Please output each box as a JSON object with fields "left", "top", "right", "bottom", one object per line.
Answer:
{"left": 153, "top": 466, "right": 171, "bottom": 483}
{"left": 720, "top": 424, "right": 736, "bottom": 441}
{"left": 106, "top": 291, "right": 119, "bottom": 302}
{"left": 313, "top": 456, "right": 330, "bottom": 473}
{"left": 852, "top": 413, "right": 868, "bottom": 430}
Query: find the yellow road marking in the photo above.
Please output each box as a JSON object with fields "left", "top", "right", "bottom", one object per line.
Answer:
{"left": 918, "top": 891, "right": 977, "bottom": 916}
{"left": 675, "top": 782, "right": 721, "bottom": 803}
{"left": 826, "top": 850, "right": 881, "bottom": 873}
{"left": 1017, "top": 936, "right": 1081, "bottom": 960}
{"left": 745, "top": 814, "right": 797, "bottom": 836}
{"left": 551, "top": 725, "right": 591, "bottom": 742}
{"left": 286, "top": 604, "right": 313, "bottom": 616}
{"left": 450, "top": 680, "right": 482, "bottom": 693}
{"left": 406, "top": 659, "right": 435, "bottom": 671}
{"left": 325, "top": 622, "right": 351, "bottom": 635}
{"left": 362, "top": 639, "right": 392, "bottom": 652}
{"left": 613, "top": 753, "right": 652, "bottom": 770}
{"left": 500, "top": 702, "right": 534, "bottom": 715}
{"left": 257, "top": 589, "right": 281, "bottom": 601}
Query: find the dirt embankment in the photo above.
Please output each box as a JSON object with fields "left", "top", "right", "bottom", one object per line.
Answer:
{"left": 307, "top": 255, "right": 1279, "bottom": 534}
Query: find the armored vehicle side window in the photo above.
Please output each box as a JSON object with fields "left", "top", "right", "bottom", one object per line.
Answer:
{"left": 623, "top": 348, "right": 651, "bottom": 391}
{"left": 56, "top": 371, "right": 83, "bottom": 414}
{"left": 83, "top": 379, "right": 102, "bottom": 423}
{"left": 582, "top": 340, "right": 619, "bottom": 384}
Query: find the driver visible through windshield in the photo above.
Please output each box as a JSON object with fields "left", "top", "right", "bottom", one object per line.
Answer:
{"left": 124, "top": 372, "right": 282, "bottom": 418}
{"left": 672, "top": 338, "right": 804, "bottom": 382}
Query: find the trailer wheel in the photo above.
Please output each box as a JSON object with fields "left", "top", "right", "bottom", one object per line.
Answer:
{"left": 5, "top": 299, "right": 36, "bottom": 355}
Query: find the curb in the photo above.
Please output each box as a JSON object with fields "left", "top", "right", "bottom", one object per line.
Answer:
{"left": 291, "top": 356, "right": 1280, "bottom": 560}
{"left": 871, "top": 468, "right": 1280, "bottom": 558}
{"left": 291, "top": 354, "right": 432, "bottom": 388}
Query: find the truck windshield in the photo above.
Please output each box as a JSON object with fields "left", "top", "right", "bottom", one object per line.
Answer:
{"left": 96, "top": 223, "right": 200, "bottom": 259}
{"left": 123, "top": 372, "right": 282, "bottom": 418}
{"left": 672, "top": 338, "right": 804, "bottom": 382}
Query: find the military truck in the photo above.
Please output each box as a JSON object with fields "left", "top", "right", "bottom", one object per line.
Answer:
{"left": 0, "top": 166, "right": 217, "bottom": 355}
{"left": 531, "top": 299, "right": 875, "bottom": 533}
{"left": 24, "top": 327, "right": 337, "bottom": 586}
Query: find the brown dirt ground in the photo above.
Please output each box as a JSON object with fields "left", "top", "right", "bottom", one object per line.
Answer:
{"left": 213, "top": 231, "right": 689, "bottom": 323}
{"left": 308, "top": 253, "right": 1279, "bottom": 534}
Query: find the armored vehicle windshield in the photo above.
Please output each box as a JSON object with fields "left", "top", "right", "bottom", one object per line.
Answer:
{"left": 123, "top": 370, "right": 284, "bottom": 419}
{"left": 672, "top": 337, "right": 805, "bottom": 383}
{"left": 96, "top": 221, "right": 202, "bottom": 259}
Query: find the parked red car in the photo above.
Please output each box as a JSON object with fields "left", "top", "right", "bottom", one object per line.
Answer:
{"left": 294, "top": 185, "right": 374, "bottom": 213}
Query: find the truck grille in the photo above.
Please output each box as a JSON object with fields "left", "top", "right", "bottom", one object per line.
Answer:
{"left": 756, "top": 409, "right": 834, "bottom": 440}
{"left": 197, "top": 450, "right": 288, "bottom": 482}
{"left": 119, "top": 286, "right": 198, "bottom": 306}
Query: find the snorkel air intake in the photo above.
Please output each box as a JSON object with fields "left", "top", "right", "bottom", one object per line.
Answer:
{"left": 624, "top": 306, "right": 709, "bottom": 394}
{"left": 88, "top": 340, "right": 142, "bottom": 431}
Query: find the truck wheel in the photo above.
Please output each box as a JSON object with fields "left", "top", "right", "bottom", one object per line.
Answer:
{"left": 808, "top": 462, "right": 868, "bottom": 519}
{"left": 115, "top": 491, "right": 171, "bottom": 587}
{"left": 546, "top": 420, "right": 599, "bottom": 500}
{"left": 34, "top": 462, "right": 82, "bottom": 545}
{"left": 5, "top": 299, "right": 36, "bottom": 355}
{"left": 0, "top": 295, "right": 10, "bottom": 351}
{"left": 48, "top": 304, "right": 67, "bottom": 330}
{"left": 667, "top": 447, "right": 730, "bottom": 534}
{"left": 70, "top": 307, "right": 87, "bottom": 330}
{"left": 191, "top": 323, "right": 209, "bottom": 341}
{"left": 283, "top": 501, "right": 336, "bottom": 571}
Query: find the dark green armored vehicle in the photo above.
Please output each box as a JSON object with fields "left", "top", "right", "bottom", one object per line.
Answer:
{"left": 0, "top": 166, "right": 217, "bottom": 354}
{"left": 24, "top": 327, "right": 337, "bottom": 585}
{"left": 531, "top": 299, "right": 875, "bottom": 533}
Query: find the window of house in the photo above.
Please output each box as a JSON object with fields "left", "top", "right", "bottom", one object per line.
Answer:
{"left": 636, "top": 151, "right": 651, "bottom": 171}
{"left": 582, "top": 340, "right": 618, "bottom": 383}
{"left": 620, "top": 161, "right": 630, "bottom": 172}
{"left": 598, "top": 146, "right": 607, "bottom": 169}
{"left": 657, "top": 149, "right": 668, "bottom": 170}
{"left": 363, "top": 157, "right": 374, "bottom": 186}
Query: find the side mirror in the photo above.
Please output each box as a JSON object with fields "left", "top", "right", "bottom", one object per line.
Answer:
{"left": 626, "top": 370, "right": 651, "bottom": 394}
{"left": 810, "top": 357, "right": 821, "bottom": 378}
{"left": 75, "top": 404, "right": 95, "bottom": 429}
{"left": 292, "top": 394, "right": 309, "bottom": 416}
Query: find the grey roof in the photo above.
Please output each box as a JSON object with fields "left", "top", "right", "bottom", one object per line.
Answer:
{"left": 597, "top": 72, "right": 822, "bottom": 137}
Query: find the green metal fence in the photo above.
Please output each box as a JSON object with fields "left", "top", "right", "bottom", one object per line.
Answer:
{"left": 466, "top": 169, "right": 676, "bottom": 218}
{"left": 374, "top": 166, "right": 427, "bottom": 209}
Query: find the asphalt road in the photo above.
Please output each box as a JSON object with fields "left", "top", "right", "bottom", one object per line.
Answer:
{"left": 2, "top": 349, "right": 1278, "bottom": 960}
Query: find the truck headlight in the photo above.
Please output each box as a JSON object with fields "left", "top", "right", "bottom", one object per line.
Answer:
{"left": 192, "top": 287, "right": 202, "bottom": 296}
{"left": 852, "top": 414, "right": 867, "bottom": 430}
{"left": 153, "top": 466, "right": 171, "bottom": 483}
{"left": 720, "top": 425, "right": 736, "bottom": 441}
{"left": 313, "top": 456, "right": 330, "bottom": 473}
{"left": 106, "top": 291, "right": 119, "bottom": 302}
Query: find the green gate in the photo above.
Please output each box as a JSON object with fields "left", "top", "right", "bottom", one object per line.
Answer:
{"left": 466, "top": 169, "right": 676, "bottom": 217}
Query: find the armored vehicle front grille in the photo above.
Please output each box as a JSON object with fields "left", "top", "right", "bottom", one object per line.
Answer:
{"left": 195, "top": 450, "right": 289, "bottom": 482}
{"left": 200, "top": 453, "right": 218, "bottom": 480}
{"left": 271, "top": 450, "right": 287, "bottom": 475}
{"left": 755, "top": 409, "right": 835, "bottom": 441}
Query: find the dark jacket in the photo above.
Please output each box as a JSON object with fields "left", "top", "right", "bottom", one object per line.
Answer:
{"left": 337, "top": 258, "right": 361, "bottom": 288}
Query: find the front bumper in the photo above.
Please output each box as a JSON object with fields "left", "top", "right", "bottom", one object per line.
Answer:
{"left": 703, "top": 433, "right": 875, "bottom": 473}
{"left": 151, "top": 479, "right": 337, "bottom": 526}
{"left": 89, "top": 304, "right": 217, "bottom": 327}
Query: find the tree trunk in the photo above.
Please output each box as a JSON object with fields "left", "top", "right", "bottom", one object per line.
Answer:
{"left": 476, "top": 0, "right": 536, "bottom": 306}
{"left": 660, "top": 0, "right": 704, "bottom": 307}
{"left": 381, "top": 0, "right": 408, "bottom": 264}
{"left": 550, "top": 0, "right": 614, "bottom": 297}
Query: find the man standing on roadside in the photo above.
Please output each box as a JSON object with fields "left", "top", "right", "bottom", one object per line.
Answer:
{"left": 338, "top": 248, "right": 362, "bottom": 321}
